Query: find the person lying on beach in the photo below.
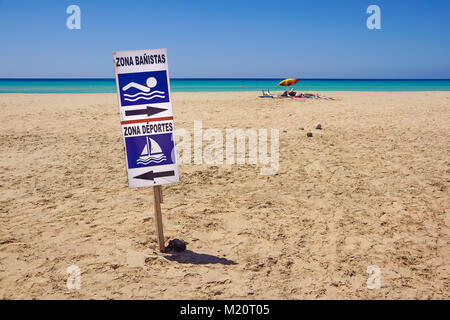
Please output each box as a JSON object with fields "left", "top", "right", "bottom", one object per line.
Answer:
{"left": 280, "top": 89, "right": 296, "bottom": 97}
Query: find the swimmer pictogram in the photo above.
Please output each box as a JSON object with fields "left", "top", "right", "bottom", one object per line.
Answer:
{"left": 118, "top": 70, "right": 170, "bottom": 107}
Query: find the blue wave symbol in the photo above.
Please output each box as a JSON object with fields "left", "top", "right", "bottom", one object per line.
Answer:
{"left": 124, "top": 90, "right": 165, "bottom": 98}
{"left": 124, "top": 91, "right": 165, "bottom": 102}
{"left": 137, "top": 154, "right": 167, "bottom": 165}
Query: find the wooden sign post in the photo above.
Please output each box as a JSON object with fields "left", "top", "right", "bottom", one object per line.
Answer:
{"left": 153, "top": 185, "right": 165, "bottom": 252}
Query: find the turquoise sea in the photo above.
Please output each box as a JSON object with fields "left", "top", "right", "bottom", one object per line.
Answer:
{"left": 1, "top": 79, "right": 450, "bottom": 93}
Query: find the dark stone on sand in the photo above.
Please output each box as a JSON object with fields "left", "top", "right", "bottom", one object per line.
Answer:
{"left": 315, "top": 123, "right": 322, "bottom": 130}
{"left": 298, "top": 126, "right": 304, "bottom": 130}
{"left": 307, "top": 132, "right": 313, "bottom": 137}
{"left": 165, "top": 238, "right": 187, "bottom": 253}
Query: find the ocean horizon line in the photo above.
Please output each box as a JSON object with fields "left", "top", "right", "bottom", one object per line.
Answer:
{"left": 2, "top": 78, "right": 450, "bottom": 93}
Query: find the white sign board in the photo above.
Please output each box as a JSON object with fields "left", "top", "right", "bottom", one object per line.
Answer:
{"left": 113, "top": 48, "right": 179, "bottom": 188}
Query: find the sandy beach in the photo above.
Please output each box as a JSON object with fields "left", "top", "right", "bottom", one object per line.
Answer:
{"left": 0, "top": 91, "right": 449, "bottom": 299}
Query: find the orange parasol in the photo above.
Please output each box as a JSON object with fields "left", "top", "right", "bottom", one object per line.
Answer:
{"left": 277, "top": 78, "right": 299, "bottom": 95}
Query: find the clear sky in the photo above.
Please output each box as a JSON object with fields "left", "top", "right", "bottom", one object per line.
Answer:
{"left": 0, "top": 0, "right": 449, "bottom": 78}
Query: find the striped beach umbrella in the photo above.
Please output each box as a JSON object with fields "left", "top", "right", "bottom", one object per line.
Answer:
{"left": 278, "top": 78, "right": 299, "bottom": 95}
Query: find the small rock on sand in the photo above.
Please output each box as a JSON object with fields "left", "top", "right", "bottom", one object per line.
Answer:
{"left": 307, "top": 132, "right": 313, "bottom": 137}
{"left": 298, "top": 126, "right": 304, "bottom": 130}
{"left": 164, "top": 238, "right": 187, "bottom": 253}
{"left": 315, "top": 123, "right": 322, "bottom": 130}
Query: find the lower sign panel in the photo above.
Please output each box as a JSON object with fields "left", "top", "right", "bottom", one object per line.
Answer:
{"left": 121, "top": 122, "right": 179, "bottom": 188}
{"left": 127, "top": 164, "right": 179, "bottom": 188}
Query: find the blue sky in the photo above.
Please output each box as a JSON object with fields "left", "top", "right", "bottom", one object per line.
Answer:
{"left": 0, "top": 0, "right": 449, "bottom": 78}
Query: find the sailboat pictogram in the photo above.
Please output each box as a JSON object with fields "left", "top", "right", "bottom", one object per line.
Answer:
{"left": 137, "top": 136, "right": 167, "bottom": 165}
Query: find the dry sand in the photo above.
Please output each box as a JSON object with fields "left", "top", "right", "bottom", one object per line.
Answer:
{"left": 0, "top": 91, "right": 449, "bottom": 299}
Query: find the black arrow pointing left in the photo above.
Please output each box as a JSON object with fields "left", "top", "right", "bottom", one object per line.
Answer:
{"left": 133, "top": 170, "right": 175, "bottom": 182}
{"left": 125, "top": 106, "right": 167, "bottom": 117}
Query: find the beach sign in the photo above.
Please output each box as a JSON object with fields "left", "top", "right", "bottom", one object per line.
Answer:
{"left": 113, "top": 48, "right": 179, "bottom": 189}
{"left": 113, "top": 48, "right": 178, "bottom": 252}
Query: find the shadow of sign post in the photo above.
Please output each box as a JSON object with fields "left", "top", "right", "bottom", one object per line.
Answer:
{"left": 163, "top": 250, "right": 237, "bottom": 265}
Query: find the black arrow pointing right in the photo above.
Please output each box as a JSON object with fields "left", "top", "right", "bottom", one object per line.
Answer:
{"left": 125, "top": 106, "right": 167, "bottom": 117}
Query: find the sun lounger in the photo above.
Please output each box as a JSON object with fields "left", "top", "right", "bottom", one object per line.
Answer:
{"left": 259, "top": 89, "right": 274, "bottom": 98}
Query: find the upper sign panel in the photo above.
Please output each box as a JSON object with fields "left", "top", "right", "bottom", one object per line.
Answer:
{"left": 113, "top": 48, "right": 172, "bottom": 122}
